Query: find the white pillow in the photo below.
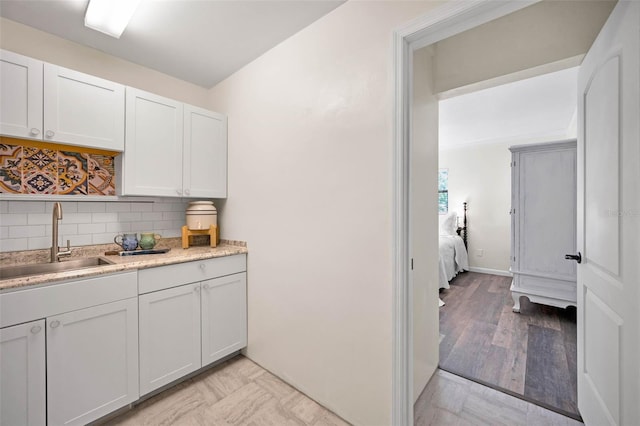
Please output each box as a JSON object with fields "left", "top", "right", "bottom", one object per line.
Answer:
{"left": 439, "top": 211, "right": 458, "bottom": 236}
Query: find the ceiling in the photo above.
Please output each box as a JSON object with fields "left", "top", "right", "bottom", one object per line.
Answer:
{"left": 439, "top": 67, "right": 579, "bottom": 150}
{"left": 0, "top": 0, "right": 345, "bottom": 88}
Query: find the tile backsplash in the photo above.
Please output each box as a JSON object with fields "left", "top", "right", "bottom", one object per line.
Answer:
{"left": 0, "top": 199, "right": 190, "bottom": 252}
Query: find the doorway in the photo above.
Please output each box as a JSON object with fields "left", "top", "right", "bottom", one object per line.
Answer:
{"left": 436, "top": 68, "right": 580, "bottom": 419}
{"left": 391, "top": 1, "right": 620, "bottom": 424}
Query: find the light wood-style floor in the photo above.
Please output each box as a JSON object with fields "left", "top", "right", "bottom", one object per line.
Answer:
{"left": 439, "top": 272, "right": 578, "bottom": 417}
{"left": 414, "top": 369, "right": 583, "bottom": 426}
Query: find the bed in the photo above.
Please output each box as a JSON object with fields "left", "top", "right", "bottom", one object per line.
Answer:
{"left": 438, "top": 203, "right": 469, "bottom": 290}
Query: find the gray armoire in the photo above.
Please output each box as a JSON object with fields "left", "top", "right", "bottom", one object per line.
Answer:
{"left": 509, "top": 140, "right": 577, "bottom": 312}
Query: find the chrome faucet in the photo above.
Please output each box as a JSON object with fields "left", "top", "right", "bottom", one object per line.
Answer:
{"left": 51, "top": 202, "right": 72, "bottom": 262}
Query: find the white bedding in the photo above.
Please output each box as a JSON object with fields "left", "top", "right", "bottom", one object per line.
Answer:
{"left": 438, "top": 234, "right": 469, "bottom": 290}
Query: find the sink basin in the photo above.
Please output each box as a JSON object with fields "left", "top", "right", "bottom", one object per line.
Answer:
{"left": 0, "top": 257, "right": 114, "bottom": 280}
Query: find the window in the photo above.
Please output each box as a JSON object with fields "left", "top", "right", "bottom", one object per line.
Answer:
{"left": 438, "top": 169, "right": 448, "bottom": 214}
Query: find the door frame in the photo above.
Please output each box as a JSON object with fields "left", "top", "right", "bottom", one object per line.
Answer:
{"left": 391, "top": 1, "right": 542, "bottom": 424}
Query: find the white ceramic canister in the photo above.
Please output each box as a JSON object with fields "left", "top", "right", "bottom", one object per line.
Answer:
{"left": 186, "top": 201, "right": 217, "bottom": 230}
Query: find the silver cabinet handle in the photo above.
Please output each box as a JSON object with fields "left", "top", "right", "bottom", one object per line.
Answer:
{"left": 203, "top": 283, "right": 210, "bottom": 290}
{"left": 194, "top": 286, "right": 200, "bottom": 293}
{"left": 31, "top": 325, "right": 42, "bottom": 334}
{"left": 30, "top": 128, "right": 40, "bottom": 136}
{"left": 199, "top": 263, "right": 206, "bottom": 270}
{"left": 45, "top": 130, "right": 55, "bottom": 138}
{"left": 50, "top": 320, "right": 60, "bottom": 328}
{"left": 176, "top": 189, "right": 183, "bottom": 195}
{"left": 184, "top": 189, "right": 191, "bottom": 195}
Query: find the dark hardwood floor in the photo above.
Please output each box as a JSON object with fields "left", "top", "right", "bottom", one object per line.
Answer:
{"left": 439, "top": 272, "right": 579, "bottom": 419}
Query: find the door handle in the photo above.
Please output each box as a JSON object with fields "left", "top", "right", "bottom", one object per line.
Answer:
{"left": 565, "top": 252, "right": 582, "bottom": 264}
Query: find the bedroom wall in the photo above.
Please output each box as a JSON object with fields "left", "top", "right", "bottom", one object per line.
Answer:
{"left": 440, "top": 140, "right": 512, "bottom": 273}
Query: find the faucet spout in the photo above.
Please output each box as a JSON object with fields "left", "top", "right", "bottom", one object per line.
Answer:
{"left": 51, "top": 202, "right": 71, "bottom": 262}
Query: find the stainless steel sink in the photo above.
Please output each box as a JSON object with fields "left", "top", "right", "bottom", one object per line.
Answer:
{"left": 0, "top": 257, "right": 114, "bottom": 280}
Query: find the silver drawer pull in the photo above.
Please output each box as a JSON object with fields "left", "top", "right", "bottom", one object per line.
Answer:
{"left": 50, "top": 320, "right": 60, "bottom": 328}
{"left": 31, "top": 325, "right": 42, "bottom": 334}
{"left": 194, "top": 286, "right": 200, "bottom": 293}
{"left": 203, "top": 283, "right": 210, "bottom": 290}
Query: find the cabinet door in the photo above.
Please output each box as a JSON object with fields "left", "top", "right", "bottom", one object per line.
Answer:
{"left": 122, "top": 88, "right": 184, "bottom": 196}
{"left": 201, "top": 273, "right": 247, "bottom": 366}
{"left": 517, "top": 148, "right": 577, "bottom": 280}
{"left": 43, "top": 64, "right": 125, "bottom": 151}
{"left": 47, "top": 298, "right": 138, "bottom": 426}
{"left": 183, "top": 104, "right": 228, "bottom": 198}
{"left": 0, "top": 320, "right": 46, "bottom": 426}
{"left": 0, "top": 50, "right": 43, "bottom": 139}
{"left": 139, "top": 283, "right": 201, "bottom": 395}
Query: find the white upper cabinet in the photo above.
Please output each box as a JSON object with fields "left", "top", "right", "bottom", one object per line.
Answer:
{"left": 122, "top": 88, "right": 228, "bottom": 198}
{"left": 0, "top": 49, "right": 125, "bottom": 151}
{"left": 43, "top": 64, "right": 125, "bottom": 151}
{"left": 183, "top": 105, "right": 228, "bottom": 198}
{"left": 122, "top": 88, "right": 184, "bottom": 197}
{"left": 0, "top": 50, "right": 43, "bottom": 139}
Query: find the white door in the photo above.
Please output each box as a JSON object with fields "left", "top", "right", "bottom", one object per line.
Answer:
{"left": 576, "top": 1, "right": 639, "bottom": 425}
{"left": 0, "top": 320, "right": 46, "bottom": 426}
{"left": 139, "top": 283, "right": 202, "bottom": 395}
{"left": 201, "top": 273, "right": 247, "bottom": 366}
{"left": 0, "top": 50, "right": 43, "bottom": 139}
{"left": 47, "top": 298, "right": 139, "bottom": 426}
{"left": 122, "top": 87, "right": 184, "bottom": 196}
{"left": 43, "top": 64, "right": 125, "bottom": 151}
{"left": 183, "top": 105, "right": 228, "bottom": 198}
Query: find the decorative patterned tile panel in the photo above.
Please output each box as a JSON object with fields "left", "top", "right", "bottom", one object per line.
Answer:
{"left": 58, "top": 151, "right": 88, "bottom": 195}
{"left": 0, "top": 140, "right": 116, "bottom": 197}
{"left": 22, "top": 147, "right": 58, "bottom": 194}
{"left": 88, "top": 155, "right": 116, "bottom": 195}
{"left": 0, "top": 144, "right": 22, "bottom": 193}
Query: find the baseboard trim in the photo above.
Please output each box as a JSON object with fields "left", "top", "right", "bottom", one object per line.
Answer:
{"left": 468, "top": 267, "right": 512, "bottom": 277}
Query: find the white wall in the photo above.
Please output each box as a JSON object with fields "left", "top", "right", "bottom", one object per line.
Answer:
{"left": 207, "top": 2, "right": 442, "bottom": 424}
{"left": 411, "top": 46, "right": 439, "bottom": 402}
{"left": 0, "top": 18, "right": 210, "bottom": 108}
{"left": 440, "top": 141, "right": 513, "bottom": 273}
{"left": 433, "top": 0, "right": 615, "bottom": 94}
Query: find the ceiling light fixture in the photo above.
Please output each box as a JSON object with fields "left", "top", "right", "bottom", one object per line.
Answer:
{"left": 84, "top": 0, "right": 142, "bottom": 39}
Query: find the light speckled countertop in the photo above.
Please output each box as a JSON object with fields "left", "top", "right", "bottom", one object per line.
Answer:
{"left": 0, "top": 238, "right": 247, "bottom": 292}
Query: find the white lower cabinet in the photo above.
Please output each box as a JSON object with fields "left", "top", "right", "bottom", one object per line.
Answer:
{"left": 138, "top": 255, "right": 247, "bottom": 396}
{"left": 201, "top": 274, "right": 247, "bottom": 366}
{"left": 0, "top": 256, "right": 246, "bottom": 424}
{"left": 139, "top": 283, "right": 202, "bottom": 396}
{"left": 0, "top": 319, "right": 46, "bottom": 426}
{"left": 47, "top": 297, "right": 139, "bottom": 426}
{"left": 0, "top": 271, "right": 138, "bottom": 426}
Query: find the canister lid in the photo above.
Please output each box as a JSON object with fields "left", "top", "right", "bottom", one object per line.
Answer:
{"left": 186, "top": 201, "right": 216, "bottom": 212}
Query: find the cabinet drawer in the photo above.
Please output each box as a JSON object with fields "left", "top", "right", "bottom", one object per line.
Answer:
{"left": 0, "top": 271, "right": 137, "bottom": 328}
{"left": 138, "top": 254, "right": 246, "bottom": 294}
